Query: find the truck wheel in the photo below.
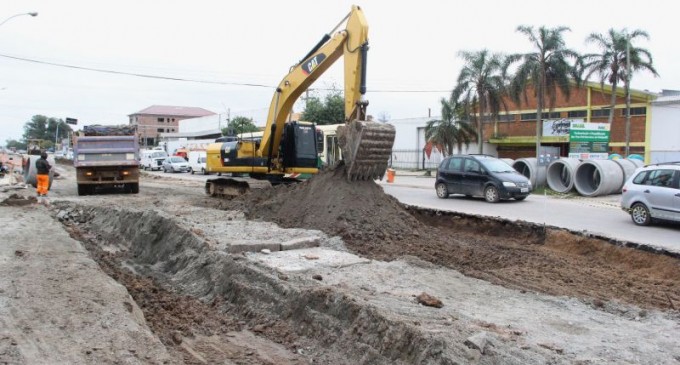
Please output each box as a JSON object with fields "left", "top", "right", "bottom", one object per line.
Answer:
{"left": 77, "top": 184, "right": 88, "bottom": 196}
{"left": 129, "top": 183, "right": 139, "bottom": 194}
{"left": 202, "top": 168, "right": 207, "bottom": 175}
{"left": 190, "top": 168, "right": 194, "bottom": 175}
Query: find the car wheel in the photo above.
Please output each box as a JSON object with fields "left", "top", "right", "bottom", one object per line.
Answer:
{"left": 190, "top": 168, "right": 195, "bottom": 175}
{"left": 484, "top": 185, "right": 500, "bottom": 203}
{"left": 163, "top": 167, "right": 168, "bottom": 173}
{"left": 435, "top": 183, "right": 449, "bottom": 199}
{"left": 630, "top": 202, "right": 651, "bottom": 226}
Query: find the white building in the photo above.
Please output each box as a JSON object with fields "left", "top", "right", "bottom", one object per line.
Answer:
{"left": 650, "top": 91, "right": 680, "bottom": 163}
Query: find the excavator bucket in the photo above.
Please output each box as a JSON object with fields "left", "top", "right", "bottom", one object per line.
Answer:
{"left": 338, "top": 120, "right": 396, "bottom": 181}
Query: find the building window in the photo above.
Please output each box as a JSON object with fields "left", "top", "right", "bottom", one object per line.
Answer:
{"left": 520, "top": 113, "right": 537, "bottom": 121}
{"left": 622, "top": 107, "right": 646, "bottom": 116}
{"left": 171, "top": 129, "right": 175, "bottom": 132}
{"left": 567, "top": 110, "right": 587, "bottom": 118}
{"left": 544, "top": 112, "right": 561, "bottom": 119}
{"left": 157, "top": 128, "right": 164, "bottom": 132}
{"left": 591, "top": 109, "right": 610, "bottom": 118}
{"left": 157, "top": 117, "right": 165, "bottom": 122}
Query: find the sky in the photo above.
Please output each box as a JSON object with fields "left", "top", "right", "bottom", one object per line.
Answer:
{"left": 1, "top": 0, "right": 677, "bottom": 144}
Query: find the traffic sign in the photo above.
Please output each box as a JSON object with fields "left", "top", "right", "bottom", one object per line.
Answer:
{"left": 65, "top": 117, "right": 78, "bottom": 125}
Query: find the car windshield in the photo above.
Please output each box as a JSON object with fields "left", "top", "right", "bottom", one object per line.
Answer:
{"left": 169, "top": 157, "right": 184, "bottom": 163}
{"left": 480, "top": 159, "right": 515, "bottom": 173}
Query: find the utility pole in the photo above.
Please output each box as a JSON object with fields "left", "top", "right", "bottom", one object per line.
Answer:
{"left": 54, "top": 121, "right": 60, "bottom": 150}
{"left": 625, "top": 32, "right": 632, "bottom": 157}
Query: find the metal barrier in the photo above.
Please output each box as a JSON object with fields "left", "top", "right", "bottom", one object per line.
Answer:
{"left": 389, "top": 149, "right": 444, "bottom": 170}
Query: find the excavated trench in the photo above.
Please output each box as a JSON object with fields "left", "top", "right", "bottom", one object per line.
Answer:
{"left": 53, "top": 203, "right": 501, "bottom": 364}
{"left": 42, "top": 165, "right": 680, "bottom": 364}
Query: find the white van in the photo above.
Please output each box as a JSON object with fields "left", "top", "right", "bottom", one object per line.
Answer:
{"left": 140, "top": 149, "right": 168, "bottom": 171}
{"left": 188, "top": 151, "right": 208, "bottom": 175}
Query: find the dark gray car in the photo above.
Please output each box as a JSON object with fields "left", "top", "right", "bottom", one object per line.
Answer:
{"left": 435, "top": 155, "right": 532, "bottom": 202}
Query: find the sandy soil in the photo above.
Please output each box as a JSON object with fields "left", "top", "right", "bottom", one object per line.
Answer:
{"left": 1, "top": 161, "right": 679, "bottom": 364}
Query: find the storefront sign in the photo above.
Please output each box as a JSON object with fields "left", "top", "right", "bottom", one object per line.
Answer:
{"left": 568, "top": 122, "right": 610, "bottom": 159}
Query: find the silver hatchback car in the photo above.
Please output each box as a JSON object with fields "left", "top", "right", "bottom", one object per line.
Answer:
{"left": 620, "top": 162, "right": 680, "bottom": 225}
{"left": 162, "top": 156, "right": 190, "bottom": 173}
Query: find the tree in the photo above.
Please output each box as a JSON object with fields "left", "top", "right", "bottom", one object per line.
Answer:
{"left": 581, "top": 28, "right": 658, "bottom": 124}
{"left": 506, "top": 26, "right": 580, "bottom": 159}
{"left": 301, "top": 91, "right": 344, "bottom": 125}
{"left": 4, "top": 139, "right": 26, "bottom": 150}
{"left": 222, "top": 116, "right": 259, "bottom": 136}
{"left": 425, "top": 98, "right": 477, "bottom": 156}
{"left": 451, "top": 50, "right": 507, "bottom": 154}
{"left": 22, "top": 115, "right": 72, "bottom": 146}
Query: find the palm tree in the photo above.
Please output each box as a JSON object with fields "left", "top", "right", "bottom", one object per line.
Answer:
{"left": 451, "top": 50, "right": 507, "bottom": 154}
{"left": 505, "top": 26, "right": 580, "bottom": 159}
{"left": 425, "top": 98, "right": 476, "bottom": 156}
{"left": 581, "top": 28, "right": 658, "bottom": 124}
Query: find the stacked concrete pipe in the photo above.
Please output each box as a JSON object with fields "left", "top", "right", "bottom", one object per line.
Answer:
{"left": 573, "top": 158, "right": 643, "bottom": 197}
{"left": 512, "top": 158, "right": 546, "bottom": 187}
{"left": 546, "top": 158, "right": 582, "bottom": 193}
{"left": 613, "top": 158, "right": 643, "bottom": 190}
{"left": 22, "top": 154, "right": 55, "bottom": 190}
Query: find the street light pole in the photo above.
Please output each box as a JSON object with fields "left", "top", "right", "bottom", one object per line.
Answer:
{"left": 625, "top": 32, "right": 632, "bottom": 157}
{"left": 0, "top": 12, "right": 38, "bottom": 27}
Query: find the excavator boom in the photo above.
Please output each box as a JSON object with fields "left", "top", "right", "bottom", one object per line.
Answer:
{"left": 204, "top": 5, "right": 394, "bottom": 197}
{"left": 257, "top": 5, "right": 394, "bottom": 181}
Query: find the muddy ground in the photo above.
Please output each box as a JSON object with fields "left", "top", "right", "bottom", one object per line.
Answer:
{"left": 1, "top": 162, "right": 679, "bottom": 364}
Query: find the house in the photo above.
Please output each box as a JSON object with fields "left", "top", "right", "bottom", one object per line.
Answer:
{"left": 128, "top": 105, "right": 216, "bottom": 147}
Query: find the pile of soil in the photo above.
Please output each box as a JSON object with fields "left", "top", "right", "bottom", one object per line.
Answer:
{"left": 242, "top": 165, "right": 426, "bottom": 246}
{"left": 234, "top": 166, "right": 680, "bottom": 312}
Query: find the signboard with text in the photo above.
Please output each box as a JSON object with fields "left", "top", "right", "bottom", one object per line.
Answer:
{"left": 568, "top": 122, "right": 610, "bottom": 159}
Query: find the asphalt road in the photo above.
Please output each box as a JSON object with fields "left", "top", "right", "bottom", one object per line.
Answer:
{"left": 143, "top": 169, "right": 680, "bottom": 255}
{"left": 377, "top": 175, "right": 680, "bottom": 255}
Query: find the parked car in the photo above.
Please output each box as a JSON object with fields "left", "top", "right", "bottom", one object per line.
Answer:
{"left": 162, "top": 156, "right": 190, "bottom": 173}
{"left": 621, "top": 162, "right": 680, "bottom": 226}
{"left": 435, "top": 154, "right": 532, "bottom": 203}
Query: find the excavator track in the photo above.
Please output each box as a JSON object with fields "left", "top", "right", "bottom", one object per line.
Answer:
{"left": 338, "top": 120, "right": 396, "bottom": 181}
{"left": 205, "top": 177, "right": 273, "bottom": 199}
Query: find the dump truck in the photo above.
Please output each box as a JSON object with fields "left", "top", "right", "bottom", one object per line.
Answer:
{"left": 73, "top": 125, "right": 140, "bottom": 195}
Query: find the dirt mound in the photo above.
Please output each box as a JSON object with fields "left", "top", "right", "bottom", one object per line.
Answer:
{"left": 244, "top": 165, "right": 425, "bottom": 244}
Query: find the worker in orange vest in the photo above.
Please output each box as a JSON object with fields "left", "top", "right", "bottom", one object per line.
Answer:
{"left": 35, "top": 151, "right": 52, "bottom": 196}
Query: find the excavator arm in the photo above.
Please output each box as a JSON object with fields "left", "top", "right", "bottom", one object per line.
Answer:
{"left": 258, "top": 5, "right": 395, "bottom": 180}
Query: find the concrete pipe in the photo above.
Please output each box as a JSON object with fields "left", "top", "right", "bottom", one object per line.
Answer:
{"left": 512, "top": 158, "right": 546, "bottom": 188}
{"left": 573, "top": 159, "right": 623, "bottom": 197}
{"left": 613, "top": 158, "right": 643, "bottom": 190}
{"left": 546, "top": 158, "right": 581, "bottom": 193}
{"left": 22, "top": 155, "right": 54, "bottom": 189}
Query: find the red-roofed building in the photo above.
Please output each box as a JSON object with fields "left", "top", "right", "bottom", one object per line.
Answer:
{"left": 129, "top": 105, "right": 216, "bottom": 147}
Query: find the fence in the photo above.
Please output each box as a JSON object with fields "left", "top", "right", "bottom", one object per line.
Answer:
{"left": 389, "top": 149, "right": 444, "bottom": 170}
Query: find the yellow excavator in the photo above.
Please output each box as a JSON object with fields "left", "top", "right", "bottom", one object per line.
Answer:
{"left": 205, "top": 5, "right": 395, "bottom": 197}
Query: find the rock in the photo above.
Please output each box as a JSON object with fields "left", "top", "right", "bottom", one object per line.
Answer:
{"left": 57, "top": 210, "right": 69, "bottom": 221}
{"left": 261, "top": 249, "right": 271, "bottom": 254}
{"left": 312, "top": 274, "right": 323, "bottom": 281}
{"left": 172, "top": 331, "right": 183, "bottom": 344}
{"left": 416, "top": 292, "right": 443, "bottom": 308}
{"left": 465, "top": 331, "right": 490, "bottom": 354}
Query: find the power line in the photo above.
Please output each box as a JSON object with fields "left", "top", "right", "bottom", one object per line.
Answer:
{"left": 0, "top": 53, "right": 452, "bottom": 93}
{"left": 0, "top": 53, "right": 274, "bottom": 89}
